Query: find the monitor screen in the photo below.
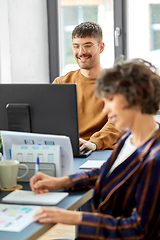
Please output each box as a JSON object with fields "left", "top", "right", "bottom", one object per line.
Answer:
{"left": 0, "top": 84, "right": 80, "bottom": 157}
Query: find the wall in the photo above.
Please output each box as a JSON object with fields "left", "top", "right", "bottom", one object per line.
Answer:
{"left": 0, "top": 0, "right": 49, "bottom": 83}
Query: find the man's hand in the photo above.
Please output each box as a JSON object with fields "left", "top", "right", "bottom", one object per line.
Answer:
{"left": 79, "top": 138, "right": 97, "bottom": 151}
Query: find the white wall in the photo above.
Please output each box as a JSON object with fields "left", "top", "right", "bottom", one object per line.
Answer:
{"left": 0, "top": 0, "right": 12, "bottom": 83}
{"left": 0, "top": 0, "right": 49, "bottom": 83}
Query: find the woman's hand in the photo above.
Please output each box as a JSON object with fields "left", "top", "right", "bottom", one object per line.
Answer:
{"left": 33, "top": 206, "right": 82, "bottom": 225}
{"left": 79, "top": 138, "right": 97, "bottom": 151}
{"left": 30, "top": 172, "right": 73, "bottom": 194}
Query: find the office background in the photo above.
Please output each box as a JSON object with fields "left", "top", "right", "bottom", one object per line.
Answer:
{"left": 0, "top": 0, "right": 160, "bottom": 84}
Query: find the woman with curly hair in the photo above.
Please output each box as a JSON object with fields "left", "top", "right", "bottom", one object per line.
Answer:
{"left": 30, "top": 58, "right": 160, "bottom": 240}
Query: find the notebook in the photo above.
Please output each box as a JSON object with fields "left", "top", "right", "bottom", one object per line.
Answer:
{"left": 2, "top": 190, "right": 69, "bottom": 205}
{"left": 79, "top": 160, "right": 106, "bottom": 169}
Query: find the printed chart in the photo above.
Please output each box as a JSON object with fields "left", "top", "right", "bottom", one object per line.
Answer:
{"left": 0, "top": 204, "right": 40, "bottom": 232}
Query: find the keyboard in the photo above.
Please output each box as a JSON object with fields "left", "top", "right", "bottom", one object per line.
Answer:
{"left": 79, "top": 149, "right": 92, "bottom": 158}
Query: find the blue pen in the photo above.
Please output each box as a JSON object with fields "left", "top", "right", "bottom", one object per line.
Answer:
{"left": 35, "top": 156, "right": 39, "bottom": 184}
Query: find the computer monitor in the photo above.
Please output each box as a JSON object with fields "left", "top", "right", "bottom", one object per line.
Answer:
{"left": 0, "top": 84, "right": 81, "bottom": 157}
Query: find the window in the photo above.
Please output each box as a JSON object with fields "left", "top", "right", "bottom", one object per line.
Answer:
{"left": 62, "top": 6, "right": 98, "bottom": 67}
{"left": 126, "top": 0, "right": 160, "bottom": 70}
{"left": 59, "top": 0, "right": 114, "bottom": 75}
{"left": 150, "top": 4, "right": 160, "bottom": 51}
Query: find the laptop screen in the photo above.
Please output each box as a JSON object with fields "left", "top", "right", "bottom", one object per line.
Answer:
{"left": 0, "top": 83, "right": 80, "bottom": 157}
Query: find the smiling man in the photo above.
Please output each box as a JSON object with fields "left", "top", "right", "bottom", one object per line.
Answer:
{"left": 54, "top": 22, "right": 120, "bottom": 152}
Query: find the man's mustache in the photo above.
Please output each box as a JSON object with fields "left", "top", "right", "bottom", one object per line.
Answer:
{"left": 76, "top": 54, "right": 92, "bottom": 58}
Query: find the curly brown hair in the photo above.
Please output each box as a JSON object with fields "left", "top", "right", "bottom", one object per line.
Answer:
{"left": 96, "top": 58, "right": 160, "bottom": 114}
{"left": 72, "top": 21, "right": 102, "bottom": 42}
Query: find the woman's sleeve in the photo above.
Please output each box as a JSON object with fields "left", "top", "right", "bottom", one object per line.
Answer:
{"left": 69, "top": 168, "right": 101, "bottom": 189}
{"left": 77, "top": 152, "right": 160, "bottom": 239}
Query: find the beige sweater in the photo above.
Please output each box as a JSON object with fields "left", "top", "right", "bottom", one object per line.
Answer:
{"left": 54, "top": 69, "right": 120, "bottom": 150}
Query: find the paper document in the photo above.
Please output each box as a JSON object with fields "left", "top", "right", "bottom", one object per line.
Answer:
{"left": 79, "top": 160, "right": 106, "bottom": 169}
{"left": 0, "top": 203, "right": 40, "bottom": 232}
{"left": 2, "top": 190, "right": 69, "bottom": 205}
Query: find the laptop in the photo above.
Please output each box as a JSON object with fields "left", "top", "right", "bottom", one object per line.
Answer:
{"left": 0, "top": 83, "right": 91, "bottom": 158}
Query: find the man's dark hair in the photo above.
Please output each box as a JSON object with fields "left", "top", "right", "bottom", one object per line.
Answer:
{"left": 96, "top": 58, "right": 160, "bottom": 114}
{"left": 72, "top": 21, "right": 103, "bottom": 41}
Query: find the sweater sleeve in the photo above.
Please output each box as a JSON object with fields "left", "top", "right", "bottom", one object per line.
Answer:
{"left": 53, "top": 76, "right": 64, "bottom": 83}
{"left": 89, "top": 118, "right": 121, "bottom": 150}
{"left": 77, "top": 152, "right": 160, "bottom": 239}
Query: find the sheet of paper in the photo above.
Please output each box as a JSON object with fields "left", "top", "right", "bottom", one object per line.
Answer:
{"left": 2, "top": 190, "right": 69, "bottom": 205}
{"left": 79, "top": 160, "right": 106, "bottom": 169}
{"left": 0, "top": 203, "right": 40, "bottom": 232}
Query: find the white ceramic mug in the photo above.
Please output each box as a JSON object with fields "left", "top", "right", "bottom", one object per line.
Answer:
{"left": 0, "top": 160, "right": 28, "bottom": 189}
